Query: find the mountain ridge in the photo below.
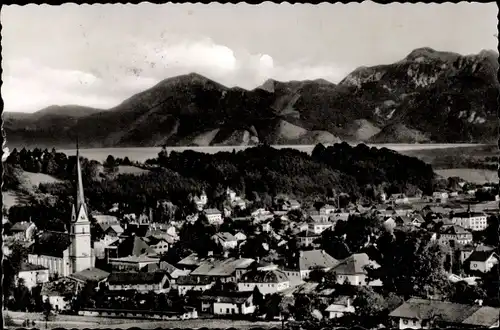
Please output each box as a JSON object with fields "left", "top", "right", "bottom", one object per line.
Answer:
{"left": 4, "top": 47, "right": 498, "bottom": 149}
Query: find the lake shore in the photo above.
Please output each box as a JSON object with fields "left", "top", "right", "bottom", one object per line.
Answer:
{"left": 56, "top": 143, "right": 493, "bottom": 163}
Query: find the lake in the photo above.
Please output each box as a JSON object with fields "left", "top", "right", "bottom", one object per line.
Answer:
{"left": 58, "top": 143, "right": 487, "bottom": 163}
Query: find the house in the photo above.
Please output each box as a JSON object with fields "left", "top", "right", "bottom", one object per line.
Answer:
{"left": 189, "top": 257, "right": 255, "bottom": 283}
{"left": 296, "top": 230, "right": 320, "bottom": 248}
{"left": 223, "top": 207, "right": 232, "bottom": 218}
{"left": 287, "top": 200, "right": 301, "bottom": 210}
{"left": 329, "top": 253, "right": 382, "bottom": 286}
{"left": 234, "top": 232, "right": 247, "bottom": 242}
{"left": 199, "top": 291, "right": 256, "bottom": 315}
{"left": 105, "top": 235, "right": 157, "bottom": 260}
{"left": 108, "top": 254, "right": 161, "bottom": 272}
{"left": 226, "top": 188, "right": 237, "bottom": 202}
{"left": 388, "top": 193, "right": 409, "bottom": 204}
{"left": 393, "top": 204, "right": 415, "bottom": 217}
{"left": 93, "top": 214, "right": 120, "bottom": 226}
{"left": 176, "top": 275, "right": 214, "bottom": 296}
{"left": 186, "top": 213, "right": 199, "bottom": 224}
{"left": 10, "top": 221, "right": 37, "bottom": 241}
{"left": 193, "top": 191, "right": 208, "bottom": 211}
{"left": 308, "top": 215, "right": 333, "bottom": 234}
{"left": 438, "top": 225, "right": 473, "bottom": 246}
{"left": 212, "top": 232, "right": 238, "bottom": 250}
{"left": 17, "top": 263, "right": 50, "bottom": 289}
{"left": 325, "top": 296, "right": 355, "bottom": 319}
{"left": 177, "top": 253, "right": 204, "bottom": 271}
{"left": 389, "top": 298, "right": 500, "bottom": 329}
{"left": 143, "top": 236, "right": 170, "bottom": 255}
{"left": 238, "top": 264, "right": 290, "bottom": 295}
{"left": 466, "top": 251, "right": 499, "bottom": 273}
{"left": 329, "top": 212, "right": 350, "bottom": 222}
{"left": 204, "top": 208, "right": 223, "bottom": 225}
{"left": 67, "top": 267, "right": 110, "bottom": 286}
{"left": 452, "top": 211, "right": 488, "bottom": 231}
{"left": 107, "top": 272, "right": 170, "bottom": 293}
{"left": 232, "top": 198, "right": 247, "bottom": 210}
{"left": 284, "top": 250, "right": 338, "bottom": 284}
{"left": 433, "top": 191, "right": 449, "bottom": 203}
{"left": 261, "top": 221, "right": 272, "bottom": 233}
{"left": 104, "top": 224, "right": 124, "bottom": 237}
{"left": 319, "top": 205, "right": 336, "bottom": 215}
{"left": 41, "top": 277, "right": 80, "bottom": 312}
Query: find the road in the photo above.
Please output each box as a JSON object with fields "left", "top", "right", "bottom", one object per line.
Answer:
{"left": 4, "top": 311, "right": 282, "bottom": 329}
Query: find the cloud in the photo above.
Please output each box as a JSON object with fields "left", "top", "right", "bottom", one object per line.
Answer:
{"left": 2, "top": 38, "right": 352, "bottom": 112}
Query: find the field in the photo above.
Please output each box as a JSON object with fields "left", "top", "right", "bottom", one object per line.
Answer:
{"left": 20, "top": 171, "right": 61, "bottom": 190}
{"left": 4, "top": 311, "right": 281, "bottom": 330}
{"left": 435, "top": 168, "right": 498, "bottom": 184}
{"left": 2, "top": 191, "right": 21, "bottom": 210}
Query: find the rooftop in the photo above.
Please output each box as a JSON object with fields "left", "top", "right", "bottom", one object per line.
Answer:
{"left": 107, "top": 272, "right": 167, "bottom": 285}
{"left": 190, "top": 257, "right": 255, "bottom": 277}
{"left": 466, "top": 251, "right": 498, "bottom": 263}
{"left": 176, "top": 275, "right": 214, "bottom": 286}
{"left": 240, "top": 269, "right": 289, "bottom": 284}
{"left": 389, "top": 298, "right": 499, "bottom": 326}
{"left": 198, "top": 291, "right": 252, "bottom": 304}
{"left": 298, "top": 250, "right": 338, "bottom": 271}
{"left": 68, "top": 267, "right": 110, "bottom": 283}
{"left": 331, "top": 253, "right": 380, "bottom": 275}
{"left": 19, "top": 263, "right": 48, "bottom": 272}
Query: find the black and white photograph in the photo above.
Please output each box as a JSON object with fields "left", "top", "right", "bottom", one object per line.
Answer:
{"left": 2, "top": 2, "right": 499, "bottom": 329}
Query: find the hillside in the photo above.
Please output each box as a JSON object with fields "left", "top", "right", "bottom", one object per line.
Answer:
{"left": 4, "top": 48, "right": 498, "bottom": 149}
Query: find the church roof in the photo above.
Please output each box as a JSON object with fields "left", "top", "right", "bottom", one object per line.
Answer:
{"left": 32, "top": 231, "right": 72, "bottom": 258}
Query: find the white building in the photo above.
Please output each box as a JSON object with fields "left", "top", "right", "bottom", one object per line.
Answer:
{"left": 297, "top": 231, "right": 320, "bottom": 248}
{"left": 176, "top": 276, "right": 214, "bottom": 296}
{"left": 319, "top": 205, "right": 336, "bottom": 215}
{"left": 107, "top": 272, "right": 170, "bottom": 293}
{"left": 467, "top": 251, "right": 499, "bottom": 273}
{"left": 452, "top": 211, "right": 488, "bottom": 231}
{"left": 329, "top": 253, "right": 382, "bottom": 286}
{"left": 17, "top": 263, "right": 50, "bottom": 290}
{"left": 212, "top": 232, "right": 238, "bottom": 250}
{"left": 325, "top": 296, "right": 355, "bottom": 319}
{"left": 237, "top": 264, "right": 290, "bottom": 295}
{"left": 199, "top": 292, "right": 256, "bottom": 315}
{"left": 204, "top": 208, "right": 223, "bottom": 225}
{"left": 433, "top": 191, "right": 449, "bottom": 202}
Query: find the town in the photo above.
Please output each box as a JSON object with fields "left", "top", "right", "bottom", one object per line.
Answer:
{"left": 2, "top": 143, "right": 499, "bottom": 329}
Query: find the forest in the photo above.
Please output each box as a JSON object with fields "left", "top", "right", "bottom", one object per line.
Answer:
{"left": 4, "top": 143, "right": 438, "bottom": 228}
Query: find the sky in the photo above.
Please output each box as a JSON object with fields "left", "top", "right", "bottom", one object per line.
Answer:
{"left": 1, "top": 2, "right": 498, "bottom": 113}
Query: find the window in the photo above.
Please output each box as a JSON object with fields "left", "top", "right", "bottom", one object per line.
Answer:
{"left": 403, "top": 319, "right": 408, "bottom": 325}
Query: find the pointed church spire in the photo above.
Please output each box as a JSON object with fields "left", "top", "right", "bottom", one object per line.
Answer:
{"left": 76, "top": 136, "right": 86, "bottom": 213}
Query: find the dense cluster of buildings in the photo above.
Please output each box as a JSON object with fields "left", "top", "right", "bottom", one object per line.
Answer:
{"left": 3, "top": 148, "right": 500, "bottom": 328}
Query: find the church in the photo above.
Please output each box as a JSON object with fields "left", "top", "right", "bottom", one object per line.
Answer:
{"left": 27, "top": 147, "right": 95, "bottom": 277}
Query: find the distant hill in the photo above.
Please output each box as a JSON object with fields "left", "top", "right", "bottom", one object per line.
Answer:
{"left": 4, "top": 47, "right": 498, "bottom": 149}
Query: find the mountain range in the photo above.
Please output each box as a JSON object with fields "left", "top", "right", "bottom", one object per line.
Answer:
{"left": 4, "top": 47, "right": 499, "bottom": 149}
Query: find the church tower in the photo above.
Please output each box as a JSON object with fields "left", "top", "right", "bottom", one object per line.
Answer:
{"left": 68, "top": 142, "right": 94, "bottom": 273}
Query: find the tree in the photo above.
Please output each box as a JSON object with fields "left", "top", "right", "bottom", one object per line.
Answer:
{"left": 370, "top": 230, "right": 452, "bottom": 299}
{"left": 450, "top": 281, "right": 486, "bottom": 304}
{"left": 43, "top": 298, "right": 53, "bottom": 328}
{"left": 353, "top": 287, "right": 389, "bottom": 326}
{"left": 253, "top": 286, "right": 265, "bottom": 314}
{"left": 103, "top": 155, "right": 118, "bottom": 176}
{"left": 308, "top": 267, "right": 327, "bottom": 283}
